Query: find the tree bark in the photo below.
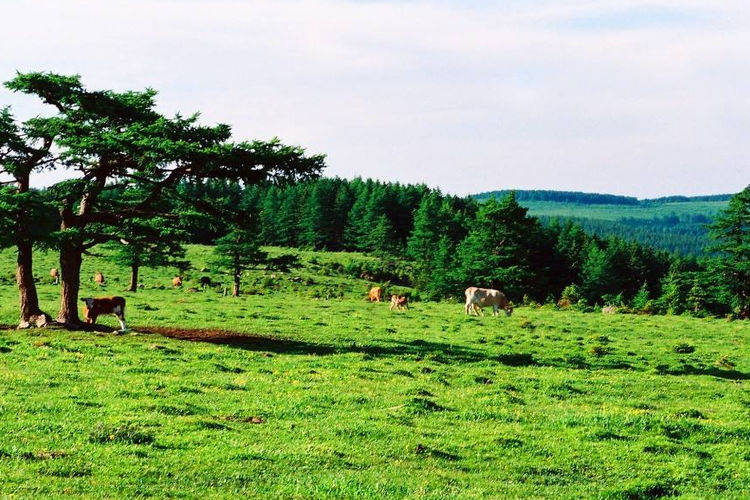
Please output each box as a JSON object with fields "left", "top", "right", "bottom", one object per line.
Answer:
{"left": 128, "top": 264, "right": 139, "bottom": 292}
{"left": 57, "top": 241, "right": 83, "bottom": 326}
{"left": 16, "top": 240, "right": 45, "bottom": 326}
{"left": 233, "top": 270, "right": 240, "bottom": 297}
{"left": 15, "top": 175, "right": 50, "bottom": 328}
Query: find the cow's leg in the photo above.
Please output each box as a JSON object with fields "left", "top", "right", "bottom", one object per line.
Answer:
{"left": 493, "top": 305, "right": 499, "bottom": 316}
{"left": 474, "top": 304, "right": 484, "bottom": 316}
{"left": 113, "top": 305, "right": 128, "bottom": 332}
{"left": 114, "top": 312, "right": 128, "bottom": 332}
{"left": 464, "top": 301, "right": 471, "bottom": 314}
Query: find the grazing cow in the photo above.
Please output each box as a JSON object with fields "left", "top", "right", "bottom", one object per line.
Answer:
{"left": 50, "top": 268, "right": 59, "bottom": 284}
{"left": 80, "top": 296, "right": 127, "bottom": 331}
{"left": 464, "top": 287, "right": 513, "bottom": 317}
{"left": 602, "top": 305, "right": 618, "bottom": 315}
{"left": 200, "top": 276, "right": 212, "bottom": 288}
{"left": 367, "top": 286, "right": 383, "bottom": 302}
{"left": 94, "top": 272, "right": 105, "bottom": 285}
{"left": 172, "top": 276, "right": 183, "bottom": 287}
{"left": 389, "top": 295, "right": 409, "bottom": 311}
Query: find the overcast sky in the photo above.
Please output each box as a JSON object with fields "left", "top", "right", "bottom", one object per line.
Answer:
{"left": 1, "top": 0, "right": 748, "bottom": 197}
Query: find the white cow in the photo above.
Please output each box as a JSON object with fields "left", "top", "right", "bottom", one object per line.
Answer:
{"left": 464, "top": 287, "right": 513, "bottom": 317}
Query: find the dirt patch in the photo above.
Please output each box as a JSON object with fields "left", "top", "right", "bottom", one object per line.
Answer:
{"left": 218, "top": 415, "right": 265, "bottom": 424}
{"left": 135, "top": 326, "right": 280, "bottom": 345}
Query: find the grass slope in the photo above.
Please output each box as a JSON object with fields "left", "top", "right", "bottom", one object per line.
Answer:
{"left": 0, "top": 246, "right": 748, "bottom": 498}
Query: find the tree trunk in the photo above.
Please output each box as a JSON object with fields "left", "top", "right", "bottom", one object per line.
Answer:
{"left": 233, "top": 271, "right": 240, "bottom": 297}
{"left": 57, "top": 241, "right": 83, "bottom": 326}
{"left": 16, "top": 240, "right": 46, "bottom": 327}
{"left": 15, "top": 174, "right": 50, "bottom": 329}
{"left": 128, "top": 264, "right": 139, "bottom": 292}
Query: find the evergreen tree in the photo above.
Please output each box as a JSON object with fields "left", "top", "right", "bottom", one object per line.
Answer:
{"left": 455, "top": 193, "right": 541, "bottom": 300}
{"left": 343, "top": 185, "right": 370, "bottom": 251}
{"left": 708, "top": 185, "right": 750, "bottom": 318}
{"left": 299, "top": 180, "right": 336, "bottom": 250}
{"left": 259, "top": 186, "right": 281, "bottom": 245}
{"left": 276, "top": 186, "right": 301, "bottom": 247}
{"left": 425, "top": 235, "right": 458, "bottom": 299}
{"left": 369, "top": 215, "right": 401, "bottom": 255}
{"left": 406, "top": 192, "right": 442, "bottom": 261}
{"left": 213, "top": 227, "right": 267, "bottom": 296}
{"left": 331, "top": 182, "right": 354, "bottom": 250}
{"left": 106, "top": 217, "right": 186, "bottom": 292}
{"left": 0, "top": 105, "right": 57, "bottom": 327}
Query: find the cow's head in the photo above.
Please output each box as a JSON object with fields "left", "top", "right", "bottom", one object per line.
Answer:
{"left": 504, "top": 304, "right": 514, "bottom": 317}
{"left": 80, "top": 297, "right": 95, "bottom": 321}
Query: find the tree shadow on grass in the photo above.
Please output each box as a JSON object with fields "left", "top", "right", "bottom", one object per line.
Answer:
{"left": 135, "top": 326, "right": 500, "bottom": 363}
{"left": 660, "top": 363, "right": 749, "bottom": 381}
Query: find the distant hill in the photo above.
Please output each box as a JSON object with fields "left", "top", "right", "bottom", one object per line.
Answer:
{"left": 473, "top": 189, "right": 734, "bottom": 205}
{"left": 472, "top": 190, "right": 735, "bottom": 256}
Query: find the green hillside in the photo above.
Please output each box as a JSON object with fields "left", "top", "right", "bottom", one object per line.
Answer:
{"left": 473, "top": 191, "right": 733, "bottom": 256}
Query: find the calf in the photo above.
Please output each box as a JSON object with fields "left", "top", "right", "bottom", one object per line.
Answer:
{"left": 200, "top": 276, "right": 212, "bottom": 288}
{"left": 94, "top": 272, "right": 105, "bottom": 285}
{"left": 50, "top": 268, "right": 59, "bottom": 284}
{"left": 389, "top": 295, "right": 409, "bottom": 311}
{"left": 464, "top": 287, "right": 513, "bottom": 317}
{"left": 172, "top": 276, "right": 183, "bottom": 287}
{"left": 80, "top": 296, "right": 128, "bottom": 331}
{"left": 367, "top": 286, "right": 383, "bottom": 302}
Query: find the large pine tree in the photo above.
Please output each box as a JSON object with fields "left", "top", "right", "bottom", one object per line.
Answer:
{"left": 708, "top": 185, "right": 750, "bottom": 317}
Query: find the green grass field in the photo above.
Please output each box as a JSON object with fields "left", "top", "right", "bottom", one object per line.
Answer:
{"left": 0, "top": 246, "right": 748, "bottom": 498}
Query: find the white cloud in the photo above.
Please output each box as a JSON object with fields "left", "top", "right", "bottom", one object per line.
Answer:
{"left": 0, "top": 0, "right": 747, "bottom": 197}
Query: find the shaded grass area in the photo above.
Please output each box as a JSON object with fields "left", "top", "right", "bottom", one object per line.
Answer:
{"left": 0, "top": 246, "right": 748, "bottom": 497}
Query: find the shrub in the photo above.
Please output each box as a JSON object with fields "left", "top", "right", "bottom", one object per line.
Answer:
{"left": 560, "top": 284, "right": 581, "bottom": 304}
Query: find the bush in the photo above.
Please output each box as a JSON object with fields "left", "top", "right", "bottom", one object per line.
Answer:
{"left": 560, "top": 284, "right": 581, "bottom": 304}
{"left": 343, "top": 258, "right": 414, "bottom": 286}
{"left": 602, "top": 293, "right": 624, "bottom": 307}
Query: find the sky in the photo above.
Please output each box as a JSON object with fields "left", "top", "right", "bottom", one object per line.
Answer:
{"left": 0, "top": 0, "right": 748, "bottom": 198}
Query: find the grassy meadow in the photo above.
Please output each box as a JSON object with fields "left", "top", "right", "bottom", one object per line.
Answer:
{"left": 0, "top": 245, "right": 748, "bottom": 498}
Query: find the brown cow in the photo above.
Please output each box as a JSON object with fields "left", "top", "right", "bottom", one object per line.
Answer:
{"left": 172, "top": 276, "right": 183, "bottom": 287}
{"left": 50, "top": 268, "right": 59, "bottom": 284}
{"left": 94, "top": 272, "right": 105, "bottom": 285}
{"left": 80, "top": 296, "right": 127, "bottom": 331}
{"left": 464, "top": 287, "right": 513, "bottom": 317}
{"left": 389, "top": 295, "right": 409, "bottom": 311}
{"left": 367, "top": 286, "right": 383, "bottom": 302}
